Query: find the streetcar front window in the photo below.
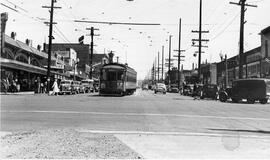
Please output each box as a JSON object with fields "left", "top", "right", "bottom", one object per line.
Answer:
{"left": 101, "top": 70, "right": 107, "bottom": 80}
{"left": 108, "top": 71, "right": 117, "bottom": 81}
{"left": 117, "top": 71, "right": 124, "bottom": 80}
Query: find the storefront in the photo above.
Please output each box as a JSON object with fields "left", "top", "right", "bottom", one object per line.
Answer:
{"left": 1, "top": 58, "right": 69, "bottom": 92}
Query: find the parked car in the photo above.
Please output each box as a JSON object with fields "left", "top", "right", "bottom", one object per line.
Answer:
{"left": 81, "top": 79, "right": 94, "bottom": 93}
{"left": 154, "top": 83, "right": 166, "bottom": 94}
{"left": 219, "top": 78, "right": 270, "bottom": 104}
{"left": 182, "top": 84, "right": 194, "bottom": 96}
{"left": 192, "top": 84, "right": 203, "bottom": 97}
{"left": 169, "top": 87, "right": 179, "bottom": 93}
{"left": 72, "top": 81, "right": 85, "bottom": 94}
{"left": 59, "top": 80, "right": 75, "bottom": 94}
{"left": 200, "top": 84, "right": 218, "bottom": 99}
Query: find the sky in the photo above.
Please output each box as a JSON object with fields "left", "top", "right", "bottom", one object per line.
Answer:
{"left": 1, "top": 0, "right": 270, "bottom": 80}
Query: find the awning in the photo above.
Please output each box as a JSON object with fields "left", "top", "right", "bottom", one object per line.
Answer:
{"left": 1, "top": 58, "right": 70, "bottom": 77}
{"left": 1, "top": 58, "right": 47, "bottom": 75}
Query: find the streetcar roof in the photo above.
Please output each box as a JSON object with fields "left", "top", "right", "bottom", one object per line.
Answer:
{"left": 102, "top": 63, "right": 137, "bottom": 74}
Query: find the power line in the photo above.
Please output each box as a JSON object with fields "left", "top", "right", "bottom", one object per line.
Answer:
{"left": 5, "top": 0, "right": 28, "bottom": 13}
{"left": 74, "top": 20, "right": 161, "bottom": 26}
{"left": 210, "top": 12, "right": 240, "bottom": 41}
{"left": 54, "top": 24, "right": 71, "bottom": 43}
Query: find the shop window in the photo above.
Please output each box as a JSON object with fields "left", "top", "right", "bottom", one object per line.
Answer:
{"left": 2, "top": 48, "right": 14, "bottom": 59}
{"left": 31, "top": 59, "right": 41, "bottom": 67}
{"left": 16, "top": 54, "right": 28, "bottom": 64}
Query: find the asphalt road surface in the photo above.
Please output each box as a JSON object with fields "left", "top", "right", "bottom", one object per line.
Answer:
{"left": 1, "top": 89, "right": 270, "bottom": 159}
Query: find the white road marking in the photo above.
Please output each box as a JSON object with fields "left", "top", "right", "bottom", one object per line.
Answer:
{"left": 2, "top": 110, "right": 270, "bottom": 121}
{"left": 76, "top": 129, "right": 270, "bottom": 139}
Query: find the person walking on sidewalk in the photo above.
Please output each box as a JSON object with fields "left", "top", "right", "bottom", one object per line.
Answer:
{"left": 51, "top": 79, "right": 59, "bottom": 96}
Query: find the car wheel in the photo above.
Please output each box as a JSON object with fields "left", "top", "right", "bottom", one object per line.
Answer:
{"left": 259, "top": 98, "right": 268, "bottom": 104}
{"left": 247, "top": 98, "right": 255, "bottom": 104}
{"left": 219, "top": 92, "right": 227, "bottom": 102}
{"left": 231, "top": 98, "right": 239, "bottom": 103}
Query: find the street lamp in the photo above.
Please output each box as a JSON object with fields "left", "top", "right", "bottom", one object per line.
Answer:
{"left": 73, "top": 58, "right": 80, "bottom": 81}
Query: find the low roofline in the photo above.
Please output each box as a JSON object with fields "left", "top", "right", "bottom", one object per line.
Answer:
{"left": 261, "top": 26, "right": 270, "bottom": 34}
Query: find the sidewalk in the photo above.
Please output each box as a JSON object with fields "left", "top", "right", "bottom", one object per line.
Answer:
{"left": 0, "top": 91, "right": 35, "bottom": 95}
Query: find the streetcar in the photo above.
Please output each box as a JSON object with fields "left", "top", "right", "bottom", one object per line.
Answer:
{"left": 99, "top": 63, "right": 137, "bottom": 96}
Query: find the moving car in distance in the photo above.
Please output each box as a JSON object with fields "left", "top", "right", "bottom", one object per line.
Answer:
{"left": 142, "top": 84, "right": 149, "bottom": 90}
{"left": 154, "top": 83, "right": 167, "bottom": 94}
{"left": 200, "top": 84, "right": 218, "bottom": 100}
{"left": 168, "top": 84, "right": 179, "bottom": 93}
{"left": 99, "top": 63, "right": 137, "bottom": 96}
{"left": 81, "top": 79, "right": 94, "bottom": 93}
{"left": 219, "top": 78, "right": 270, "bottom": 104}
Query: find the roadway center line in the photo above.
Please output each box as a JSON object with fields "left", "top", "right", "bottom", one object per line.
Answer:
{"left": 2, "top": 110, "right": 270, "bottom": 121}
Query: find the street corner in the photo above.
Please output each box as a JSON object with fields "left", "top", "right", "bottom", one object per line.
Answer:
{"left": 0, "top": 129, "right": 143, "bottom": 159}
{"left": 0, "top": 131, "right": 12, "bottom": 138}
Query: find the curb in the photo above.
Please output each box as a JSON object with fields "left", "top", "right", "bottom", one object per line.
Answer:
{"left": 0, "top": 131, "right": 12, "bottom": 138}
{"left": 0, "top": 92, "right": 35, "bottom": 95}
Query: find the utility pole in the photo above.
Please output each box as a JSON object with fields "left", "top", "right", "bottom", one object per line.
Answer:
{"left": 162, "top": 46, "right": 164, "bottom": 82}
{"left": 168, "top": 35, "right": 172, "bottom": 87}
{"left": 230, "top": 0, "right": 257, "bottom": 79}
{"left": 86, "top": 27, "right": 99, "bottom": 79}
{"left": 225, "top": 54, "right": 228, "bottom": 88}
{"left": 192, "top": 0, "right": 209, "bottom": 83}
{"left": 152, "top": 63, "right": 155, "bottom": 83}
{"left": 42, "top": 0, "right": 61, "bottom": 95}
{"left": 174, "top": 18, "right": 185, "bottom": 90}
{"left": 157, "top": 52, "right": 160, "bottom": 82}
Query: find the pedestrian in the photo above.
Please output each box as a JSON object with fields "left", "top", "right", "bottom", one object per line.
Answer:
{"left": 193, "top": 83, "right": 199, "bottom": 100}
{"left": 44, "top": 81, "right": 47, "bottom": 94}
{"left": 51, "top": 79, "right": 59, "bottom": 96}
{"left": 11, "top": 79, "right": 17, "bottom": 93}
{"left": 37, "top": 77, "right": 41, "bottom": 93}
{"left": 40, "top": 82, "right": 44, "bottom": 93}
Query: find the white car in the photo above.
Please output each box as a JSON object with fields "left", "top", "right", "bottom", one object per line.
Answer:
{"left": 154, "top": 83, "right": 167, "bottom": 94}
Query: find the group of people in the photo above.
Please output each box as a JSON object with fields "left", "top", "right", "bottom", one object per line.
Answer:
{"left": 1, "top": 78, "right": 19, "bottom": 93}
{"left": 35, "top": 78, "right": 60, "bottom": 96}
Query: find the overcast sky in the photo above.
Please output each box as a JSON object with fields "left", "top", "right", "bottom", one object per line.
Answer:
{"left": 1, "top": 0, "right": 269, "bottom": 79}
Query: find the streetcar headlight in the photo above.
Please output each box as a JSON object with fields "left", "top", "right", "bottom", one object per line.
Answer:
{"left": 117, "top": 82, "right": 123, "bottom": 89}
{"left": 100, "top": 83, "right": 105, "bottom": 89}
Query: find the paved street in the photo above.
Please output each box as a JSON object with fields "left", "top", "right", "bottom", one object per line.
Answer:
{"left": 1, "top": 90, "right": 270, "bottom": 158}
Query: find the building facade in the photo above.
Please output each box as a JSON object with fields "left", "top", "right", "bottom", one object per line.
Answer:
{"left": 1, "top": 34, "right": 67, "bottom": 92}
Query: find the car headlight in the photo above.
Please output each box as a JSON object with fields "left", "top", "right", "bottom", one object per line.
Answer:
{"left": 100, "top": 83, "right": 105, "bottom": 89}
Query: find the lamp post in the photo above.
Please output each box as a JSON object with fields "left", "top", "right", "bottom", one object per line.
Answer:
{"left": 73, "top": 58, "right": 80, "bottom": 81}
